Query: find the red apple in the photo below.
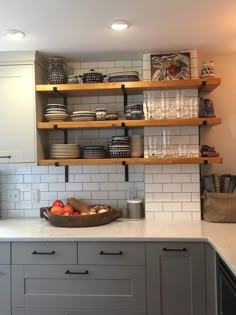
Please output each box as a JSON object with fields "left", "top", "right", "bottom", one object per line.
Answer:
{"left": 62, "top": 205, "right": 74, "bottom": 215}
{"left": 52, "top": 199, "right": 64, "bottom": 207}
{"left": 73, "top": 211, "right": 80, "bottom": 216}
{"left": 50, "top": 206, "right": 64, "bottom": 215}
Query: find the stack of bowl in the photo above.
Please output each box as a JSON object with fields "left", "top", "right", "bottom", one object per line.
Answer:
{"left": 70, "top": 111, "right": 96, "bottom": 121}
{"left": 125, "top": 104, "right": 144, "bottom": 120}
{"left": 50, "top": 144, "right": 80, "bottom": 159}
{"left": 44, "top": 104, "right": 68, "bottom": 121}
{"left": 108, "top": 136, "right": 130, "bottom": 158}
{"left": 83, "top": 146, "right": 105, "bottom": 159}
{"left": 129, "top": 135, "right": 144, "bottom": 158}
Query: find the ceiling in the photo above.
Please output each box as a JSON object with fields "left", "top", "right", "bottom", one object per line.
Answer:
{"left": 0, "top": 0, "right": 236, "bottom": 62}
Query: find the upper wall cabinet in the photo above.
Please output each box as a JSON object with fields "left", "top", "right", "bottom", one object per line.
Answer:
{"left": 0, "top": 52, "right": 47, "bottom": 164}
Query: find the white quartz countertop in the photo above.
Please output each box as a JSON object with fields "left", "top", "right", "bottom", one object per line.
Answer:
{"left": 0, "top": 218, "right": 235, "bottom": 276}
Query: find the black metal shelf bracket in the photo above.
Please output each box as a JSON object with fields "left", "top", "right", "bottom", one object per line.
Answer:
{"left": 53, "top": 86, "right": 67, "bottom": 106}
{"left": 203, "top": 159, "right": 208, "bottom": 164}
{"left": 54, "top": 162, "right": 59, "bottom": 167}
{"left": 121, "top": 122, "right": 128, "bottom": 137}
{"left": 122, "top": 161, "right": 129, "bottom": 182}
{"left": 199, "top": 80, "right": 207, "bottom": 93}
{"left": 65, "top": 165, "right": 69, "bottom": 182}
{"left": 53, "top": 124, "right": 58, "bottom": 129}
{"left": 121, "top": 84, "right": 127, "bottom": 111}
{"left": 202, "top": 120, "right": 208, "bottom": 126}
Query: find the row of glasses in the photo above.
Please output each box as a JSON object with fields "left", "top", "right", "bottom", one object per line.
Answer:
{"left": 144, "top": 90, "right": 199, "bottom": 119}
{"left": 148, "top": 136, "right": 199, "bottom": 158}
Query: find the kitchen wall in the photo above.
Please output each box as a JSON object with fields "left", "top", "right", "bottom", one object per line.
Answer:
{"left": 199, "top": 50, "right": 236, "bottom": 175}
{"left": 0, "top": 56, "right": 201, "bottom": 220}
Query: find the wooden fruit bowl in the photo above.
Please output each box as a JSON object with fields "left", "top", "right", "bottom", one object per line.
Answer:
{"left": 40, "top": 207, "right": 122, "bottom": 227}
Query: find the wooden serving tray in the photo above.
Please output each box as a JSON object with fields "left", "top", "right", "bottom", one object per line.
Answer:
{"left": 40, "top": 207, "right": 122, "bottom": 227}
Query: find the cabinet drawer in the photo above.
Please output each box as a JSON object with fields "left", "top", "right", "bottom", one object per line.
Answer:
{"left": 78, "top": 242, "right": 145, "bottom": 265}
{"left": 0, "top": 242, "right": 10, "bottom": 264}
{"left": 12, "top": 242, "right": 77, "bottom": 264}
{"left": 12, "top": 264, "right": 146, "bottom": 310}
{"left": 12, "top": 309, "right": 146, "bottom": 315}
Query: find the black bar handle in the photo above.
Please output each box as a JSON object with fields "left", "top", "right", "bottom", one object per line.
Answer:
{"left": 65, "top": 270, "right": 89, "bottom": 275}
{"left": 32, "top": 250, "right": 55, "bottom": 255}
{"left": 99, "top": 250, "right": 123, "bottom": 255}
{"left": 0, "top": 155, "right": 11, "bottom": 158}
{"left": 163, "top": 247, "right": 187, "bottom": 252}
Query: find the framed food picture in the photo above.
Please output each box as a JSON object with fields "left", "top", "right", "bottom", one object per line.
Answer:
{"left": 151, "top": 52, "right": 191, "bottom": 81}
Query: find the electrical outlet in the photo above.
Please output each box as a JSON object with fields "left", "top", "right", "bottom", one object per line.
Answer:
{"left": 32, "top": 190, "right": 40, "bottom": 202}
{"left": 7, "top": 190, "right": 20, "bottom": 202}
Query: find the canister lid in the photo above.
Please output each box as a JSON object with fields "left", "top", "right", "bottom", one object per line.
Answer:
{"left": 127, "top": 199, "right": 143, "bottom": 203}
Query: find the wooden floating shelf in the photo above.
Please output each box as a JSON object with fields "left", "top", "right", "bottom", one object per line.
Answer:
{"left": 37, "top": 118, "right": 222, "bottom": 129}
{"left": 36, "top": 78, "right": 221, "bottom": 97}
{"left": 38, "top": 157, "right": 223, "bottom": 166}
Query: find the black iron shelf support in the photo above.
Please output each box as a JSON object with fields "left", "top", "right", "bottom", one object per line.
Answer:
{"left": 121, "top": 84, "right": 127, "bottom": 111}
{"left": 199, "top": 80, "right": 207, "bottom": 93}
{"left": 122, "top": 161, "right": 129, "bottom": 182}
{"left": 53, "top": 86, "right": 67, "bottom": 106}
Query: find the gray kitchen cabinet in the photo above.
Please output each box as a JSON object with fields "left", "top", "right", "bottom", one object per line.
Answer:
{"left": 12, "top": 241, "right": 77, "bottom": 264}
{"left": 0, "top": 242, "right": 11, "bottom": 315}
{"left": 12, "top": 264, "right": 145, "bottom": 310}
{"left": 11, "top": 241, "right": 146, "bottom": 315}
{"left": 205, "top": 243, "right": 217, "bottom": 315}
{"left": 146, "top": 242, "right": 206, "bottom": 315}
{"left": 12, "top": 309, "right": 146, "bottom": 315}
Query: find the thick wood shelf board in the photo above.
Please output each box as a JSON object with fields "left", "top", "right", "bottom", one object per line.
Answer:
{"left": 37, "top": 118, "right": 222, "bottom": 130}
{"left": 38, "top": 157, "right": 223, "bottom": 166}
{"left": 36, "top": 78, "right": 221, "bottom": 97}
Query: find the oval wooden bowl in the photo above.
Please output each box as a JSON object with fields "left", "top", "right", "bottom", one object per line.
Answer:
{"left": 40, "top": 207, "right": 122, "bottom": 227}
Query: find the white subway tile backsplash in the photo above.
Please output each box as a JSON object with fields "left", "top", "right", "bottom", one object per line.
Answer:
{"left": 146, "top": 193, "right": 154, "bottom": 201}
{"left": 115, "top": 60, "right": 132, "bottom": 67}
{"left": 162, "top": 165, "right": 181, "bottom": 174}
{"left": 14, "top": 167, "right": 31, "bottom": 174}
{"left": 48, "top": 166, "right": 65, "bottom": 174}
{"left": 82, "top": 183, "right": 99, "bottom": 191}
{"left": 153, "top": 174, "right": 172, "bottom": 183}
{"left": 109, "top": 191, "right": 126, "bottom": 200}
{"left": 49, "top": 183, "right": 66, "bottom": 192}
{"left": 145, "top": 165, "right": 162, "bottom": 173}
{"left": 192, "top": 212, "right": 201, "bottom": 220}
{"left": 163, "top": 203, "right": 182, "bottom": 212}
{"left": 145, "top": 203, "right": 163, "bottom": 212}
{"left": 145, "top": 174, "right": 153, "bottom": 183}
{"left": 192, "top": 192, "right": 201, "bottom": 201}
{"left": 40, "top": 175, "right": 57, "bottom": 183}
{"left": 173, "top": 193, "right": 191, "bottom": 202}
{"left": 100, "top": 182, "right": 117, "bottom": 191}
{"left": 181, "top": 164, "right": 199, "bottom": 173}
{"left": 146, "top": 184, "right": 162, "bottom": 193}
{"left": 92, "top": 191, "right": 109, "bottom": 200}
{"left": 163, "top": 183, "right": 181, "bottom": 193}
{"left": 109, "top": 173, "right": 125, "bottom": 182}
{"left": 24, "top": 175, "right": 41, "bottom": 183}
{"left": 66, "top": 183, "right": 83, "bottom": 191}
{"left": 172, "top": 174, "right": 191, "bottom": 183}
{"left": 16, "top": 201, "right": 32, "bottom": 209}
{"left": 153, "top": 192, "right": 172, "bottom": 202}
{"left": 7, "top": 175, "right": 23, "bottom": 184}
{"left": 40, "top": 191, "right": 58, "bottom": 201}
{"left": 31, "top": 166, "right": 48, "bottom": 174}
{"left": 182, "top": 202, "right": 201, "bottom": 212}
{"left": 182, "top": 183, "right": 200, "bottom": 193}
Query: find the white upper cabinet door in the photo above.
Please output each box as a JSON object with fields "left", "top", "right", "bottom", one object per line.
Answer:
{"left": 0, "top": 64, "right": 36, "bottom": 163}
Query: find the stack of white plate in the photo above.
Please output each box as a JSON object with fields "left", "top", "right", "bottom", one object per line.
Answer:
{"left": 45, "top": 104, "right": 68, "bottom": 121}
{"left": 83, "top": 146, "right": 105, "bottom": 159}
{"left": 129, "top": 135, "right": 144, "bottom": 158}
{"left": 50, "top": 144, "right": 80, "bottom": 159}
{"left": 70, "top": 111, "right": 96, "bottom": 121}
{"left": 108, "top": 71, "right": 139, "bottom": 82}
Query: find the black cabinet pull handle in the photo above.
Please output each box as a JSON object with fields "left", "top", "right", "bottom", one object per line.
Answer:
{"left": 65, "top": 270, "right": 89, "bottom": 275}
{"left": 32, "top": 250, "right": 55, "bottom": 255}
{"left": 0, "top": 155, "right": 11, "bottom": 158}
{"left": 99, "top": 250, "right": 123, "bottom": 255}
{"left": 163, "top": 247, "right": 187, "bottom": 252}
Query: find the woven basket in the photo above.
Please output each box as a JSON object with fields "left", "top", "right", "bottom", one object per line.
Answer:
{"left": 40, "top": 207, "right": 122, "bottom": 227}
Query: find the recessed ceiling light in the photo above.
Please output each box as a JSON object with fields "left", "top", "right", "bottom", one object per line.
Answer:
{"left": 110, "top": 20, "right": 129, "bottom": 31}
{"left": 4, "top": 29, "right": 25, "bottom": 40}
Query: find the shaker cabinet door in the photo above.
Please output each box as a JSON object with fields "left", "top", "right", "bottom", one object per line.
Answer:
{"left": 146, "top": 242, "right": 206, "bottom": 315}
{"left": 0, "top": 265, "right": 11, "bottom": 315}
{"left": 0, "top": 64, "right": 36, "bottom": 163}
{"left": 12, "top": 264, "right": 146, "bottom": 310}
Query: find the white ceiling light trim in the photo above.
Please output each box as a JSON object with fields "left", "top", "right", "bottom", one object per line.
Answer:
{"left": 110, "top": 20, "right": 129, "bottom": 31}
{"left": 3, "top": 29, "right": 25, "bottom": 40}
